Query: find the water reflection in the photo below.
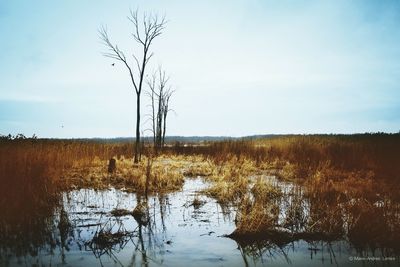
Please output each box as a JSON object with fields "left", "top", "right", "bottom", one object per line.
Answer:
{"left": 0, "top": 187, "right": 60, "bottom": 266}
{"left": 230, "top": 176, "right": 400, "bottom": 266}
{"left": 0, "top": 177, "right": 399, "bottom": 266}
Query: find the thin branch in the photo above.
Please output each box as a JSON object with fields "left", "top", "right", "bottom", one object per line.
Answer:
{"left": 98, "top": 25, "right": 139, "bottom": 93}
{"left": 132, "top": 54, "right": 142, "bottom": 73}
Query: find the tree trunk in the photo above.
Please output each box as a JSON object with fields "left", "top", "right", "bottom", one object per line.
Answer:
{"left": 134, "top": 93, "right": 141, "bottom": 163}
{"left": 151, "top": 90, "right": 156, "bottom": 147}
{"left": 156, "top": 97, "right": 163, "bottom": 150}
{"left": 162, "top": 109, "right": 167, "bottom": 147}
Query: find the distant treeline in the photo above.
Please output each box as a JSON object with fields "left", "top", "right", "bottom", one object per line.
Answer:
{"left": 2, "top": 132, "right": 399, "bottom": 143}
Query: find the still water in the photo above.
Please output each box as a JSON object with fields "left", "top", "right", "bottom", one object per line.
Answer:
{"left": 1, "top": 178, "right": 399, "bottom": 267}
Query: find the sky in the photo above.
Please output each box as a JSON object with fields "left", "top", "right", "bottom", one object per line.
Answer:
{"left": 0, "top": 0, "right": 399, "bottom": 138}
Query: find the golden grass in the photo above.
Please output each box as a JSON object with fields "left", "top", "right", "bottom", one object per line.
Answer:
{"left": 60, "top": 154, "right": 215, "bottom": 193}
{"left": 170, "top": 134, "right": 400, "bottom": 181}
{"left": 233, "top": 179, "right": 283, "bottom": 235}
{"left": 234, "top": 197, "right": 279, "bottom": 235}
{"left": 1, "top": 134, "right": 399, "bottom": 200}
{"left": 201, "top": 156, "right": 260, "bottom": 203}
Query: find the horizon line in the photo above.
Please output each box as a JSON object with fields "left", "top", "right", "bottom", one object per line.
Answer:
{"left": 2, "top": 131, "right": 399, "bottom": 140}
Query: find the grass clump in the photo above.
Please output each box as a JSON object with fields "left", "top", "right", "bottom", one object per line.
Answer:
{"left": 204, "top": 176, "right": 249, "bottom": 204}
{"left": 234, "top": 197, "right": 280, "bottom": 235}
{"left": 251, "top": 177, "right": 282, "bottom": 201}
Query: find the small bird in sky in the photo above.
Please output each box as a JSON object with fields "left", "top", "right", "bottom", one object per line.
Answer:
{"left": 111, "top": 63, "right": 115, "bottom": 66}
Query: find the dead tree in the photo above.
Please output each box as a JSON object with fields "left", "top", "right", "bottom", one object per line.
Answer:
{"left": 147, "top": 72, "right": 157, "bottom": 146}
{"left": 99, "top": 10, "right": 166, "bottom": 163}
{"left": 146, "top": 67, "right": 174, "bottom": 152}
{"left": 162, "top": 89, "right": 173, "bottom": 147}
{"left": 156, "top": 69, "right": 168, "bottom": 149}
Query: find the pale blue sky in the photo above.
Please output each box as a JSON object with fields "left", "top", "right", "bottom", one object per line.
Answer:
{"left": 0, "top": 0, "right": 399, "bottom": 137}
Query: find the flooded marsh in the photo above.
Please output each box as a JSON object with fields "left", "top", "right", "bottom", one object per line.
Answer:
{"left": 1, "top": 175, "right": 399, "bottom": 267}
{"left": 1, "top": 135, "right": 400, "bottom": 266}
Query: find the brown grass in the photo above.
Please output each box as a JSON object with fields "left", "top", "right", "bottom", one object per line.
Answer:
{"left": 1, "top": 133, "right": 399, "bottom": 253}
{"left": 0, "top": 138, "right": 133, "bottom": 200}
{"left": 2, "top": 133, "right": 399, "bottom": 209}
{"left": 168, "top": 133, "right": 400, "bottom": 182}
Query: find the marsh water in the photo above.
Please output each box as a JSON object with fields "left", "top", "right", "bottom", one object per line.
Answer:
{"left": 1, "top": 177, "right": 399, "bottom": 267}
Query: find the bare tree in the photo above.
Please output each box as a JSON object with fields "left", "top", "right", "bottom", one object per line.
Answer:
{"left": 146, "top": 67, "right": 174, "bottom": 152}
{"left": 99, "top": 9, "right": 166, "bottom": 163}
{"left": 162, "top": 89, "right": 173, "bottom": 147}
{"left": 147, "top": 72, "right": 157, "bottom": 146}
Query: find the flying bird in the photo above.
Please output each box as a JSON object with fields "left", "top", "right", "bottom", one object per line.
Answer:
{"left": 111, "top": 63, "right": 115, "bottom": 66}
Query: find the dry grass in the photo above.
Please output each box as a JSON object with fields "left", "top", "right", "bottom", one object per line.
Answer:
{"left": 2, "top": 134, "right": 398, "bottom": 210}
{"left": 0, "top": 138, "right": 133, "bottom": 197}
{"left": 1, "top": 134, "right": 399, "bottom": 253}
{"left": 0, "top": 139, "right": 193, "bottom": 196}
{"left": 2, "top": 134, "right": 398, "bottom": 191}
{"left": 60, "top": 154, "right": 214, "bottom": 193}
{"left": 201, "top": 156, "right": 260, "bottom": 203}
{"left": 181, "top": 134, "right": 400, "bottom": 222}
{"left": 169, "top": 133, "right": 400, "bottom": 182}
{"left": 234, "top": 179, "right": 282, "bottom": 235}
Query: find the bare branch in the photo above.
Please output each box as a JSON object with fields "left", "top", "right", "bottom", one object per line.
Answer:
{"left": 98, "top": 25, "right": 139, "bottom": 93}
{"left": 132, "top": 54, "right": 142, "bottom": 73}
{"left": 128, "top": 9, "right": 145, "bottom": 45}
{"left": 145, "top": 52, "right": 154, "bottom": 65}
